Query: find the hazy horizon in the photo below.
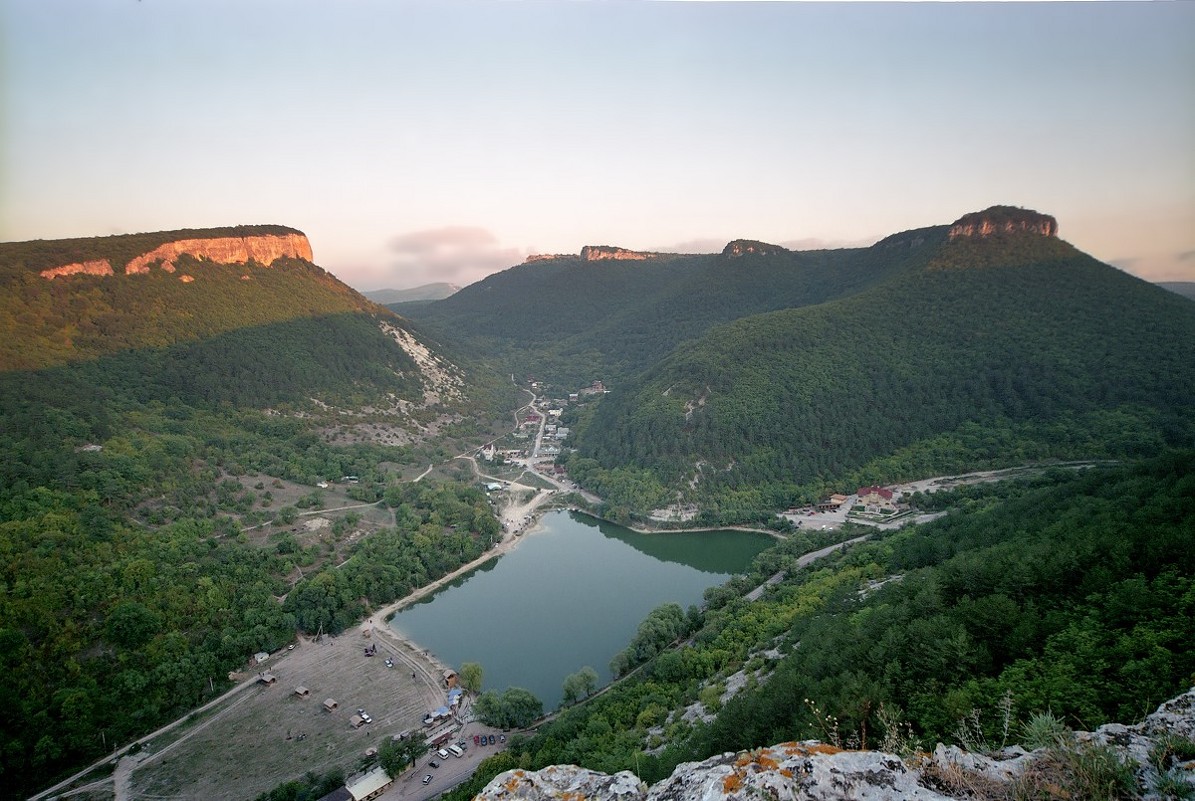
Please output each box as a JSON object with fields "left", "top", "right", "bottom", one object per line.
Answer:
{"left": 3, "top": 1, "right": 1192, "bottom": 292}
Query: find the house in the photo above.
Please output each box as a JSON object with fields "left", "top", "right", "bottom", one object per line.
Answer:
{"left": 349, "top": 713, "right": 365, "bottom": 729}
{"left": 857, "top": 486, "right": 897, "bottom": 514}
{"left": 254, "top": 651, "right": 270, "bottom": 665}
{"left": 257, "top": 671, "right": 277, "bottom": 686}
{"left": 554, "top": 427, "right": 570, "bottom": 440}
{"left": 294, "top": 686, "right": 311, "bottom": 699}
{"left": 324, "top": 698, "right": 339, "bottom": 713}
{"left": 443, "top": 669, "right": 458, "bottom": 688}
{"left": 345, "top": 766, "right": 394, "bottom": 801}
{"left": 815, "top": 494, "right": 849, "bottom": 512}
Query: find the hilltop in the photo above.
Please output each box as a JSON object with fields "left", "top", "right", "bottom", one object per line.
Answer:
{"left": 568, "top": 208, "right": 1195, "bottom": 519}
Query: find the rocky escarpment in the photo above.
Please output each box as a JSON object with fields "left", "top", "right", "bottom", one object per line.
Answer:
{"left": 948, "top": 206, "right": 1058, "bottom": 240}
{"left": 477, "top": 688, "right": 1195, "bottom": 801}
{"left": 721, "top": 239, "right": 788, "bottom": 258}
{"left": 581, "top": 245, "right": 664, "bottom": 262}
{"left": 40, "top": 232, "right": 313, "bottom": 279}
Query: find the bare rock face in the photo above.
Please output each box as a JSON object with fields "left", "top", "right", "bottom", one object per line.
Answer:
{"left": 947, "top": 206, "right": 1058, "bottom": 240}
{"left": 124, "top": 233, "right": 313, "bottom": 274}
{"left": 475, "top": 688, "right": 1195, "bottom": 801}
{"left": 524, "top": 253, "right": 571, "bottom": 263}
{"left": 39, "top": 232, "right": 314, "bottom": 279}
{"left": 39, "top": 259, "right": 115, "bottom": 280}
{"left": 580, "top": 245, "right": 661, "bottom": 262}
{"left": 482, "top": 765, "right": 645, "bottom": 801}
{"left": 721, "top": 240, "right": 788, "bottom": 258}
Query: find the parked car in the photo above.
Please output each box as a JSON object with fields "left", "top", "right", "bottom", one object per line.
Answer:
{"left": 429, "top": 760, "right": 440, "bottom": 769}
{"left": 488, "top": 734, "right": 496, "bottom": 745}
{"left": 422, "top": 775, "right": 433, "bottom": 785}
{"left": 437, "top": 748, "right": 450, "bottom": 760}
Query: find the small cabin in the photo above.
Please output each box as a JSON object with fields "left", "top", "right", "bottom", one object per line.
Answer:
{"left": 349, "top": 713, "right": 365, "bottom": 729}
{"left": 257, "top": 671, "right": 277, "bottom": 686}
{"left": 323, "top": 698, "right": 339, "bottom": 713}
{"left": 293, "top": 686, "right": 311, "bottom": 699}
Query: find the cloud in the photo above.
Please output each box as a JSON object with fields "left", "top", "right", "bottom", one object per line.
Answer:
{"left": 652, "top": 238, "right": 727, "bottom": 254}
{"left": 1178, "top": 250, "right": 1195, "bottom": 262}
{"left": 382, "top": 226, "right": 528, "bottom": 289}
{"left": 780, "top": 236, "right": 879, "bottom": 251}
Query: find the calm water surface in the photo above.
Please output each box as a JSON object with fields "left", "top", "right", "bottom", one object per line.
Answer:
{"left": 389, "top": 511, "right": 774, "bottom": 710}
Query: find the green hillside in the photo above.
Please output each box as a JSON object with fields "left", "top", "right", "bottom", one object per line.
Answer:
{"left": 568, "top": 229, "right": 1195, "bottom": 519}
{"left": 0, "top": 226, "right": 373, "bottom": 371}
{"left": 0, "top": 229, "right": 517, "bottom": 794}
{"left": 404, "top": 232, "right": 939, "bottom": 386}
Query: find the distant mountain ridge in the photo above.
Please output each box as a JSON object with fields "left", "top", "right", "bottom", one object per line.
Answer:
{"left": 1158, "top": 281, "right": 1195, "bottom": 300}
{"left": 364, "top": 282, "right": 460, "bottom": 304}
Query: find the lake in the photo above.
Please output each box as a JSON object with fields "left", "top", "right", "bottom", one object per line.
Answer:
{"left": 388, "top": 510, "right": 775, "bottom": 711}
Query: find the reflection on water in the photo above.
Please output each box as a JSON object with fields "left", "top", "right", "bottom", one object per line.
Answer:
{"left": 389, "top": 511, "right": 773, "bottom": 710}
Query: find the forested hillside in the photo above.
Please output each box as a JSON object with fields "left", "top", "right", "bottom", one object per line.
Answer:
{"left": 0, "top": 228, "right": 520, "bottom": 795}
{"left": 567, "top": 230, "right": 1195, "bottom": 519}
{"left": 403, "top": 231, "right": 941, "bottom": 386}
{"left": 445, "top": 453, "right": 1195, "bottom": 798}
{"left": 0, "top": 226, "right": 371, "bottom": 371}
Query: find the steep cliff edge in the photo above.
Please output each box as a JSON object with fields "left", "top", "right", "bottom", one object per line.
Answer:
{"left": 477, "top": 688, "right": 1195, "bottom": 801}
{"left": 581, "top": 245, "right": 665, "bottom": 262}
{"left": 40, "top": 231, "right": 313, "bottom": 279}
{"left": 721, "top": 239, "right": 789, "bottom": 258}
{"left": 948, "top": 206, "right": 1058, "bottom": 239}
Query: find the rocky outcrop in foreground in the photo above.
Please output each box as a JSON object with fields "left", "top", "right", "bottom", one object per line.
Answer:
{"left": 477, "top": 688, "right": 1195, "bottom": 801}
{"left": 40, "top": 232, "right": 313, "bottom": 279}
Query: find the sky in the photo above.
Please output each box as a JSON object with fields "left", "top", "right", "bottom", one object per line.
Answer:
{"left": 1, "top": 1, "right": 1192, "bottom": 292}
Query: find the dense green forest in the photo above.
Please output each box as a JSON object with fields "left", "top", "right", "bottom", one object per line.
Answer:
{"left": 402, "top": 230, "right": 942, "bottom": 387}
{"left": 568, "top": 233, "right": 1195, "bottom": 519}
{"left": 442, "top": 453, "right": 1195, "bottom": 799}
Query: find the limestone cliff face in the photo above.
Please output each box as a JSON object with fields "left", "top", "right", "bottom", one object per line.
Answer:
{"left": 476, "top": 687, "right": 1195, "bottom": 801}
{"left": 124, "top": 233, "right": 313, "bottom": 274}
{"left": 524, "top": 253, "right": 571, "bottom": 263}
{"left": 581, "top": 245, "right": 661, "bottom": 262}
{"left": 721, "top": 240, "right": 788, "bottom": 258}
{"left": 39, "top": 232, "right": 313, "bottom": 279}
{"left": 39, "top": 260, "right": 114, "bottom": 280}
{"left": 948, "top": 206, "right": 1058, "bottom": 240}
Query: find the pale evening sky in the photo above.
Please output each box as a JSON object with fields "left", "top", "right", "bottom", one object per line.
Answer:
{"left": 1, "top": 1, "right": 1192, "bottom": 291}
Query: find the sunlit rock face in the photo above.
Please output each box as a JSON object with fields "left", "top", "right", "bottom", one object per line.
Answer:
{"left": 947, "top": 206, "right": 1058, "bottom": 240}
{"left": 580, "top": 245, "right": 661, "bottom": 262}
{"left": 39, "top": 232, "right": 314, "bottom": 279}
{"left": 39, "top": 259, "right": 115, "bottom": 279}
{"left": 123, "top": 233, "right": 314, "bottom": 273}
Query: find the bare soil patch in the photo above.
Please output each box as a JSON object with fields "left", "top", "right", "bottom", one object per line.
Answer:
{"left": 129, "top": 629, "right": 452, "bottom": 801}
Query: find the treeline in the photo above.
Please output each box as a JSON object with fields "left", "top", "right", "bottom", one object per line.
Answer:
{"left": 442, "top": 454, "right": 1195, "bottom": 798}
{"left": 573, "top": 241, "right": 1195, "bottom": 518}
